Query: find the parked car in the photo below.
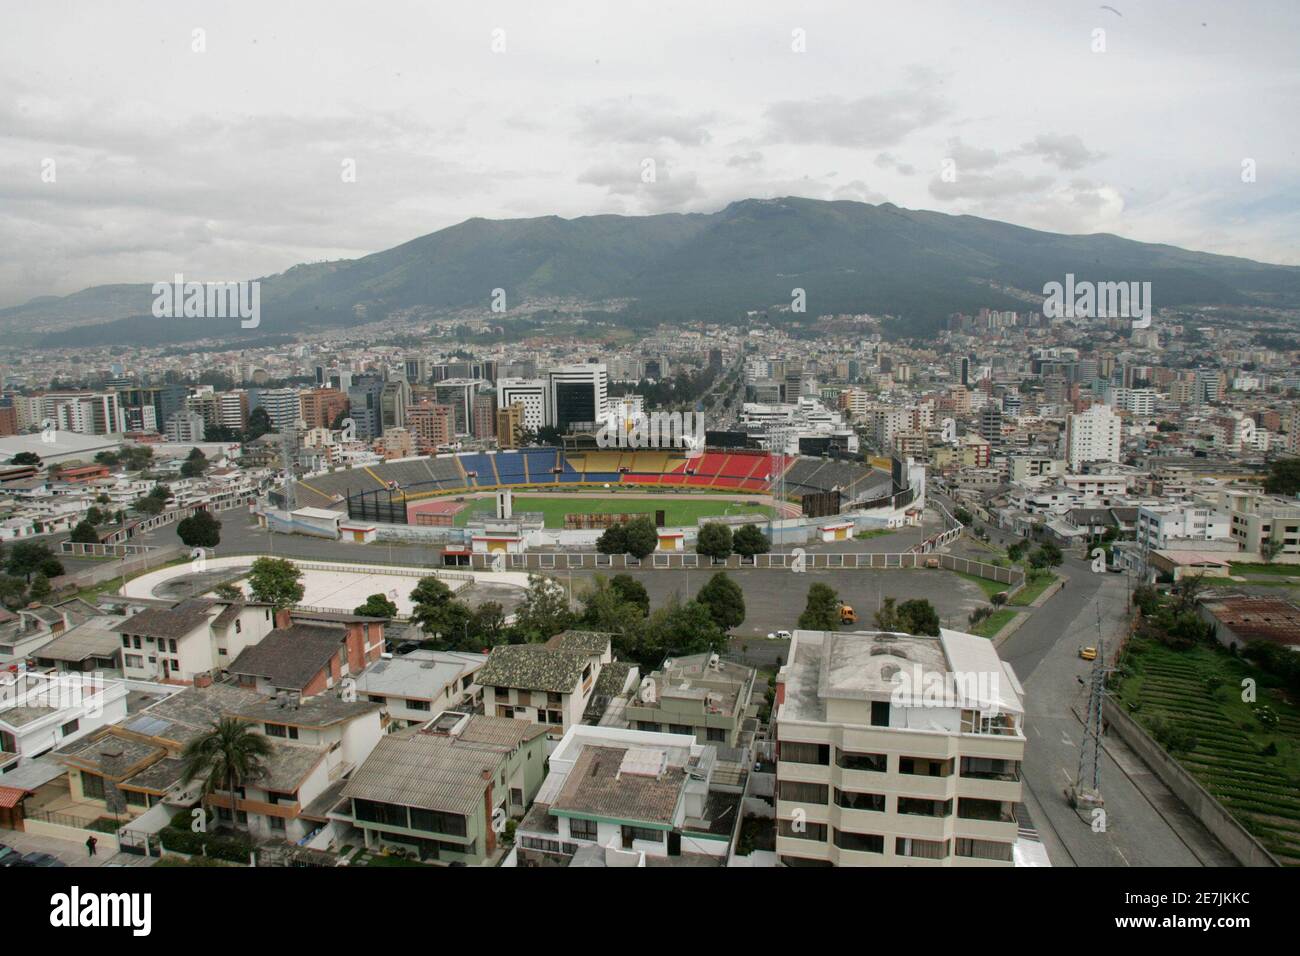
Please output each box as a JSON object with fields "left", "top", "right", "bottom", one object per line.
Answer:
{"left": 0, "top": 843, "right": 20, "bottom": 867}
{"left": 766, "top": 630, "right": 792, "bottom": 641}
{"left": 18, "top": 851, "right": 67, "bottom": 867}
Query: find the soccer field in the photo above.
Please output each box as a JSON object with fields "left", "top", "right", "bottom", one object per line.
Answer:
{"left": 452, "top": 495, "right": 775, "bottom": 529}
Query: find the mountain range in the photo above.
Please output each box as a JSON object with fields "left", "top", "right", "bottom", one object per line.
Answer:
{"left": 8, "top": 197, "right": 1300, "bottom": 348}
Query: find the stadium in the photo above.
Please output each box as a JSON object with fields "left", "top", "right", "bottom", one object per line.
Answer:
{"left": 278, "top": 446, "right": 921, "bottom": 541}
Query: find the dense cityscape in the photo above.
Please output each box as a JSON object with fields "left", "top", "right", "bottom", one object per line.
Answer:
{"left": 1, "top": 0, "right": 1293, "bottom": 936}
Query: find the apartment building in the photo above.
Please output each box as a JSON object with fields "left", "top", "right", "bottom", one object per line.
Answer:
{"left": 1222, "top": 493, "right": 1300, "bottom": 560}
{"left": 624, "top": 652, "right": 757, "bottom": 750}
{"left": 514, "top": 724, "right": 730, "bottom": 866}
{"left": 298, "top": 388, "right": 349, "bottom": 431}
{"left": 114, "top": 599, "right": 278, "bottom": 684}
{"left": 54, "top": 684, "right": 382, "bottom": 844}
{"left": 1136, "top": 505, "right": 1232, "bottom": 550}
{"left": 0, "top": 672, "right": 129, "bottom": 771}
{"left": 774, "top": 628, "right": 1025, "bottom": 866}
{"left": 341, "top": 711, "right": 549, "bottom": 864}
{"left": 1065, "top": 404, "right": 1121, "bottom": 471}
{"left": 475, "top": 631, "right": 611, "bottom": 738}
{"left": 497, "top": 378, "right": 549, "bottom": 433}
{"left": 227, "top": 610, "right": 387, "bottom": 697}
{"left": 353, "top": 649, "right": 487, "bottom": 728}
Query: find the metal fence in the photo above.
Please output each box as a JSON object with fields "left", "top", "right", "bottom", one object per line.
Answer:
{"left": 445, "top": 549, "right": 1022, "bottom": 585}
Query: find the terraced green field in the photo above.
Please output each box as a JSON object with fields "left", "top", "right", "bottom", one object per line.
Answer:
{"left": 1114, "top": 640, "right": 1300, "bottom": 865}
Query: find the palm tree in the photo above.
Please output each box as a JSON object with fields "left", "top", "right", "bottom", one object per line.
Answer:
{"left": 180, "top": 718, "right": 273, "bottom": 831}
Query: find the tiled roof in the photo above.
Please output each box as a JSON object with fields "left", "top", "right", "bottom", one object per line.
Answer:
{"left": 475, "top": 643, "right": 589, "bottom": 694}
{"left": 546, "top": 630, "right": 612, "bottom": 656}
{"left": 226, "top": 623, "right": 346, "bottom": 690}
{"left": 341, "top": 731, "right": 500, "bottom": 817}
{"left": 552, "top": 745, "right": 685, "bottom": 827}
{"left": 113, "top": 600, "right": 214, "bottom": 640}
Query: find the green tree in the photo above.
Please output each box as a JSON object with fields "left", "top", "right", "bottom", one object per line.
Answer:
{"left": 6, "top": 542, "right": 59, "bottom": 582}
{"left": 177, "top": 510, "right": 221, "bottom": 549}
{"left": 1263, "top": 457, "right": 1300, "bottom": 496}
{"left": 247, "top": 557, "right": 304, "bottom": 609}
{"left": 29, "top": 573, "right": 52, "bottom": 602}
{"left": 354, "top": 593, "right": 399, "bottom": 619}
{"left": 410, "top": 576, "right": 455, "bottom": 631}
{"left": 10, "top": 452, "right": 41, "bottom": 466}
{"left": 798, "top": 583, "right": 841, "bottom": 630}
{"left": 595, "top": 524, "right": 628, "bottom": 555}
{"left": 469, "top": 601, "right": 507, "bottom": 645}
{"left": 732, "top": 523, "right": 771, "bottom": 559}
{"left": 1261, "top": 537, "right": 1283, "bottom": 564}
{"left": 244, "top": 407, "right": 274, "bottom": 440}
{"left": 696, "top": 572, "right": 746, "bottom": 631}
{"left": 696, "top": 522, "right": 734, "bottom": 561}
{"left": 213, "top": 582, "right": 244, "bottom": 601}
{"left": 640, "top": 597, "right": 722, "bottom": 666}
{"left": 180, "top": 718, "right": 274, "bottom": 832}
{"left": 896, "top": 598, "right": 941, "bottom": 636}
{"left": 70, "top": 520, "right": 100, "bottom": 544}
{"left": 623, "top": 517, "right": 659, "bottom": 560}
{"left": 609, "top": 574, "right": 650, "bottom": 615}
{"left": 180, "top": 448, "right": 208, "bottom": 479}
{"left": 512, "top": 574, "right": 574, "bottom": 642}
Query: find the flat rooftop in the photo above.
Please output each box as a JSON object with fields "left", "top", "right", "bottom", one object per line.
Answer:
{"left": 780, "top": 628, "right": 1023, "bottom": 724}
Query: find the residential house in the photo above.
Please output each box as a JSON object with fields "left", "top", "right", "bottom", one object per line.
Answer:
{"left": 340, "top": 711, "right": 548, "bottom": 865}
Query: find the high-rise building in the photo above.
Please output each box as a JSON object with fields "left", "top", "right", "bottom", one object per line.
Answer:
{"left": 299, "top": 388, "right": 349, "bottom": 431}
{"left": 254, "top": 388, "right": 302, "bottom": 432}
{"left": 548, "top": 364, "right": 607, "bottom": 432}
{"left": 497, "top": 378, "right": 549, "bottom": 433}
{"left": 406, "top": 402, "right": 454, "bottom": 452}
{"left": 472, "top": 393, "right": 497, "bottom": 441}
{"left": 496, "top": 402, "right": 525, "bottom": 449}
{"left": 1065, "top": 403, "right": 1122, "bottom": 471}
{"left": 164, "top": 410, "right": 206, "bottom": 443}
{"left": 774, "top": 628, "right": 1025, "bottom": 867}
{"left": 346, "top": 375, "right": 385, "bottom": 442}
{"left": 433, "top": 379, "right": 486, "bottom": 436}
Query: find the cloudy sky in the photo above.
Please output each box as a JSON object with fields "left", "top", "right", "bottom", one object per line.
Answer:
{"left": 2, "top": 0, "right": 1297, "bottom": 307}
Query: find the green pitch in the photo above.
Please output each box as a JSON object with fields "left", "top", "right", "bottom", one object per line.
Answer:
{"left": 453, "top": 495, "right": 775, "bottom": 529}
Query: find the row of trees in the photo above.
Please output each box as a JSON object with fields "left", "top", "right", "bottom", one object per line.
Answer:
{"left": 596, "top": 519, "right": 772, "bottom": 562}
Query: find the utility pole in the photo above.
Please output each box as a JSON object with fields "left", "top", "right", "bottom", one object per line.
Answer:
{"left": 1070, "top": 604, "right": 1112, "bottom": 813}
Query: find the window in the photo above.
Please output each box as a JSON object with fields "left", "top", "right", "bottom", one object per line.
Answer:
{"left": 168, "top": 639, "right": 177, "bottom": 653}
{"left": 898, "top": 798, "right": 951, "bottom": 818}
{"left": 669, "top": 724, "right": 692, "bottom": 735}
{"left": 353, "top": 799, "right": 408, "bottom": 828}
{"left": 896, "top": 837, "right": 949, "bottom": 860}
{"left": 835, "top": 789, "right": 885, "bottom": 812}
{"left": 899, "top": 757, "right": 952, "bottom": 777}
{"left": 834, "top": 829, "right": 884, "bottom": 853}
{"left": 235, "top": 620, "right": 242, "bottom": 634}
{"left": 60, "top": 718, "right": 80, "bottom": 736}
{"left": 121, "top": 635, "right": 130, "bottom": 648}
{"left": 706, "top": 727, "right": 726, "bottom": 742}
{"left": 870, "top": 701, "right": 890, "bottom": 727}
{"left": 836, "top": 749, "right": 886, "bottom": 773}
{"left": 268, "top": 816, "right": 286, "bottom": 831}
{"left": 778, "top": 819, "right": 827, "bottom": 842}
{"left": 406, "top": 699, "right": 431, "bottom": 712}
{"left": 621, "top": 825, "right": 663, "bottom": 844}
{"left": 408, "top": 807, "right": 468, "bottom": 837}
{"left": 569, "top": 818, "right": 598, "bottom": 840}
{"left": 956, "top": 838, "right": 1013, "bottom": 862}
{"left": 778, "top": 781, "right": 829, "bottom": 804}
{"left": 125, "top": 655, "right": 143, "bottom": 668}
{"left": 368, "top": 695, "right": 387, "bottom": 705}
{"left": 80, "top": 772, "right": 106, "bottom": 800}
{"left": 265, "top": 723, "right": 287, "bottom": 738}
{"left": 780, "top": 741, "right": 830, "bottom": 766}
{"left": 636, "top": 721, "right": 661, "bottom": 733}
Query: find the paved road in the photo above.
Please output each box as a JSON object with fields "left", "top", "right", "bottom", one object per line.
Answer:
{"left": 1000, "top": 557, "right": 1235, "bottom": 867}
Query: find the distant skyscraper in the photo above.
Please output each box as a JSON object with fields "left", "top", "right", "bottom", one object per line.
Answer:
{"left": 548, "top": 364, "right": 608, "bottom": 432}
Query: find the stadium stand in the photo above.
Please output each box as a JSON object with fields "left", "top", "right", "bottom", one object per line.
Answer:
{"left": 293, "top": 446, "right": 885, "bottom": 523}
